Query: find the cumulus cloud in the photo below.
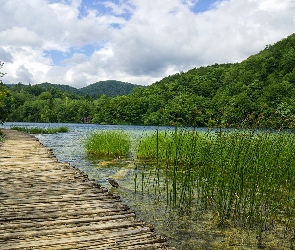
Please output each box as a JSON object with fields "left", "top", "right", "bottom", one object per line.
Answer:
{"left": 16, "top": 65, "right": 34, "bottom": 83}
{"left": 0, "top": 0, "right": 294, "bottom": 87}
{"left": 61, "top": 53, "right": 88, "bottom": 66}
{"left": 0, "top": 48, "right": 13, "bottom": 63}
{"left": 0, "top": 27, "right": 42, "bottom": 47}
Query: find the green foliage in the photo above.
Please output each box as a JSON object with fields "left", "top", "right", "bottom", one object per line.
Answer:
{"left": 6, "top": 81, "right": 143, "bottom": 124}
{"left": 135, "top": 33, "right": 295, "bottom": 129}
{"left": 6, "top": 80, "right": 141, "bottom": 98}
{"left": 10, "top": 126, "right": 69, "bottom": 134}
{"left": 85, "top": 130, "right": 130, "bottom": 157}
{"left": 38, "top": 82, "right": 80, "bottom": 95}
{"left": 137, "top": 129, "right": 208, "bottom": 163}
{"left": 136, "top": 129, "right": 295, "bottom": 243}
{"left": 79, "top": 80, "right": 144, "bottom": 97}
{"left": 0, "top": 62, "right": 13, "bottom": 123}
{"left": 4, "top": 33, "right": 295, "bottom": 129}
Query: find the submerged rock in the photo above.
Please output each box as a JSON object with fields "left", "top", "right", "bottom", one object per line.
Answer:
{"left": 108, "top": 178, "right": 119, "bottom": 188}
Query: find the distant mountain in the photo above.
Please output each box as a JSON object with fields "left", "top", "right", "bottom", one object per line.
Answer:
{"left": 5, "top": 80, "right": 144, "bottom": 97}
{"left": 38, "top": 82, "right": 80, "bottom": 94}
{"left": 79, "top": 80, "right": 144, "bottom": 97}
{"left": 5, "top": 82, "right": 80, "bottom": 96}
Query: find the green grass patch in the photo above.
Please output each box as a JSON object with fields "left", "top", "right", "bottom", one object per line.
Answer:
{"left": 85, "top": 130, "right": 130, "bottom": 158}
{"left": 10, "top": 126, "right": 69, "bottom": 134}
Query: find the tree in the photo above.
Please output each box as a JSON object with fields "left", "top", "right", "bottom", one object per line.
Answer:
{"left": 0, "top": 62, "right": 5, "bottom": 80}
{"left": 0, "top": 62, "right": 13, "bottom": 123}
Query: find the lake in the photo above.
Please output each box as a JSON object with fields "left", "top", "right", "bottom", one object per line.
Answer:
{"left": 1, "top": 122, "right": 293, "bottom": 249}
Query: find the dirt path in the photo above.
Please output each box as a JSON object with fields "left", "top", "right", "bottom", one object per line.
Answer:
{"left": 0, "top": 129, "right": 172, "bottom": 249}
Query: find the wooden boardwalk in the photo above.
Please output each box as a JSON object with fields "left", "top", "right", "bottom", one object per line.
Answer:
{"left": 0, "top": 129, "right": 172, "bottom": 249}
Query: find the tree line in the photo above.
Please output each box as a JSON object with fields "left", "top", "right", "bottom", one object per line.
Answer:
{"left": 1, "top": 33, "right": 295, "bottom": 129}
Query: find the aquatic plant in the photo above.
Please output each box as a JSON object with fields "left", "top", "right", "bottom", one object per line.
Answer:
{"left": 10, "top": 126, "right": 69, "bottom": 134}
{"left": 136, "top": 128, "right": 295, "bottom": 245}
{"left": 137, "top": 128, "right": 209, "bottom": 165}
{"left": 85, "top": 130, "right": 130, "bottom": 158}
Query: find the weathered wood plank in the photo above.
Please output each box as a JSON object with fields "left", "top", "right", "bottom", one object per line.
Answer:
{"left": 0, "top": 129, "right": 174, "bottom": 249}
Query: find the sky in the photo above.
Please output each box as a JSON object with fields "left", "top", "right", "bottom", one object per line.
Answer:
{"left": 0, "top": 0, "right": 295, "bottom": 88}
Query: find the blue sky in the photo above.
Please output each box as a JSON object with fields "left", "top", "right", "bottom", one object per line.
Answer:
{"left": 1, "top": 0, "right": 295, "bottom": 87}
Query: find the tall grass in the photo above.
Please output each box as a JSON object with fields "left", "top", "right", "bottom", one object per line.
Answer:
{"left": 85, "top": 130, "right": 130, "bottom": 158}
{"left": 10, "top": 126, "right": 69, "bottom": 134}
{"left": 136, "top": 129, "right": 295, "bottom": 243}
{"left": 137, "top": 128, "right": 209, "bottom": 165}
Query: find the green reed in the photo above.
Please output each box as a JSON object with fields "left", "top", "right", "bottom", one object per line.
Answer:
{"left": 85, "top": 130, "right": 130, "bottom": 158}
{"left": 10, "top": 126, "right": 69, "bottom": 134}
{"left": 136, "top": 128, "right": 295, "bottom": 243}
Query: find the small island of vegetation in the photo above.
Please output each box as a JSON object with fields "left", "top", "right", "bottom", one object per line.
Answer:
{"left": 10, "top": 126, "right": 69, "bottom": 134}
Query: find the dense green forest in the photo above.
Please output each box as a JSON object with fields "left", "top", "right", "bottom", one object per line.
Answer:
{"left": 1, "top": 33, "right": 295, "bottom": 128}
{"left": 6, "top": 80, "right": 141, "bottom": 98}
{"left": 0, "top": 62, "right": 13, "bottom": 123}
{"left": 79, "top": 80, "right": 144, "bottom": 97}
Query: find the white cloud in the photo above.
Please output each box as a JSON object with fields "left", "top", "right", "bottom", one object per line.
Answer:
{"left": 0, "top": 0, "right": 294, "bottom": 87}
{"left": 0, "top": 27, "right": 42, "bottom": 47}
{"left": 0, "top": 48, "right": 13, "bottom": 63}
{"left": 103, "top": 1, "right": 134, "bottom": 16}
{"left": 16, "top": 65, "right": 34, "bottom": 83}
{"left": 61, "top": 53, "right": 88, "bottom": 66}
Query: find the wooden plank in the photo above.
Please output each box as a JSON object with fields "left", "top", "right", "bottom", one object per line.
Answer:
{"left": 0, "top": 129, "right": 174, "bottom": 249}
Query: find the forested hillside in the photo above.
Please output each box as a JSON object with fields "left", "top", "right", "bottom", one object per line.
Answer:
{"left": 0, "top": 62, "right": 13, "bottom": 123}
{"left": 90, "top": 33, "right": 295, "bottom": 128}
{"left": 79, "top": 80, "right": 143, "bottom": 97}
{"left": 6, "top": 80, "right": 140, "bottom": 98}
{"left": 2, "top": 33, "right": 295, "bottom": 128}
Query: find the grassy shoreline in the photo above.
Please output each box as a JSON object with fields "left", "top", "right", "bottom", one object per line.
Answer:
{"left": 10, "top": 126, "right": 69, "bottom": 134}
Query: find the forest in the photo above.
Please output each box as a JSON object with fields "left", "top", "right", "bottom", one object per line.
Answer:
{"left": 1, "top": 33, "right": 295, "bottom": 129}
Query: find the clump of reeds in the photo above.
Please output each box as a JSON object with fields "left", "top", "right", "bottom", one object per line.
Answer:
{"left": 85, "top": 130, "right": 130, "bottom": 158}
{"left": 136, "top": 128, "right": 295, "bottom": 244}
{"left": 10, "top": 126, "right": 69, "bottom": 134}
{"left": 137, "top": 128, "right": 209, "bottom": 165}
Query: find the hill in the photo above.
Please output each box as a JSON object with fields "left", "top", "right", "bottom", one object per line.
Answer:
{"left": 79, "top": 80, "right": 144, "bottom": 97}
{"left": 6, "top": 80, "right": 143, "bottom": 98}
{"left": 90, "top": 33, "right": 295, "bottom": 128}
{"left": 131, "top": 33, "right": 295, "bottom": 128}
{"left": 4, "top": 33, "right": 295, "bottom": 128}
{"left": 38, "top": 82, "right": 80, "bottom": 95}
